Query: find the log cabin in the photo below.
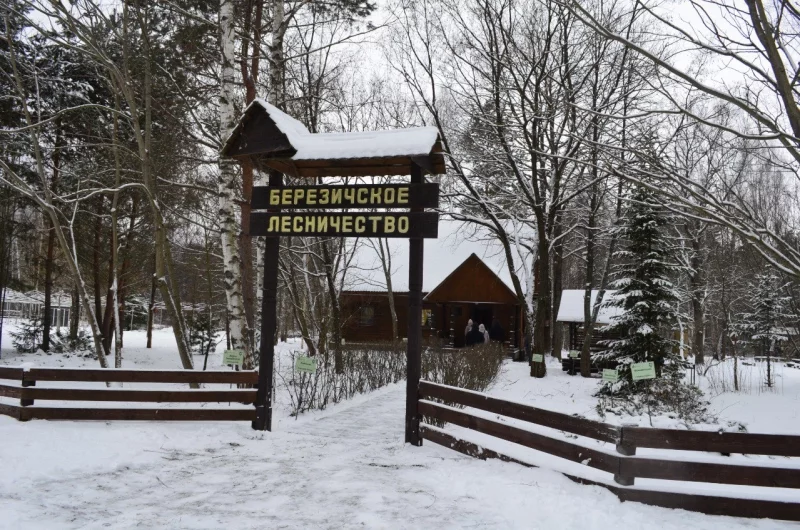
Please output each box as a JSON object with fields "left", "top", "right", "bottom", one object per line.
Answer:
{"left": 340, "top": 221, "right": 532, "bottom": 350}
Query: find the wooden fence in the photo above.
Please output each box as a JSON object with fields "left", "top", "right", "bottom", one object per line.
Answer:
{"left": 0, "top": 366, "right": 257, "bottom": 422}
{"left": 418, "top": 380, "right": 800, "bottom": 521}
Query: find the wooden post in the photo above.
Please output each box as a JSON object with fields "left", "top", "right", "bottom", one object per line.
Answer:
{"left": 20, "top": 371, "right": 35, "bottom": 407}
{"left": 614, "top": 424, "right": 636, "bottom": 485}
{"left": 406, "top": 164, "right": 424, "bottom": 446}
{"left": 449, "top": 305, "right": 455, "bottom": 348}
{"left": 252, "top": 171, "right": 282, "bottom": 431}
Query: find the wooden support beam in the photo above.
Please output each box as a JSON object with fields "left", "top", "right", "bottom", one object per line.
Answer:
{"left": 253, "top": 170, "right": 283, "bottom": 431}
{"left": 405, "top": 163, "right": 424, "bottom": 446}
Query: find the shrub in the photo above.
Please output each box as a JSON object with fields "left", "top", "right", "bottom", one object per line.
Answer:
{"left": 280, "top": 340, "right": 508, "bottom": 416}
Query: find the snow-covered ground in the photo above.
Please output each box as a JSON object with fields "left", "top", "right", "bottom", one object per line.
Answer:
{"left": 1, "top": 324, "right": 798, "bottom": 528}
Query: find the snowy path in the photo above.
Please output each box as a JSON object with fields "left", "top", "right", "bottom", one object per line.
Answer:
{"left": 1, "top": 384, "right": 793, "bottom": 529}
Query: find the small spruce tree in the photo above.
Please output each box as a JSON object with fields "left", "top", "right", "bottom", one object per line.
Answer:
{"left": 736, "top": 271, "right": 789, "bottom": 388}
{"left": 11, "top": 316, "right": 45, "bottom": 353}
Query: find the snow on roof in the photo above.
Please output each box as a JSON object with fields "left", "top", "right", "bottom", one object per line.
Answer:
{"left": 2, "top": 289, "right": 72, "bottom": 308}
{"left": 345, "top": 220, "right": 534, "bottom": 293}
{"left": 248, "top": 99, "right": 440, "bottom": 160}
{"left": 556, "top": 290, "right": 623, "bottom": 325}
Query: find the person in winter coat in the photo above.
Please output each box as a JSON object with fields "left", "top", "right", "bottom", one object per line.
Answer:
{"left": 464, "top": 319, "right": 475, "bottom": 346}
{"left": 490, "top": 318, "right": 504, "bottom": 342}
{"left": 467, "top": 323, "right": 485, "bottom": 346}
{"left": 479, "top": 323, "right": 490, "bottom": 344}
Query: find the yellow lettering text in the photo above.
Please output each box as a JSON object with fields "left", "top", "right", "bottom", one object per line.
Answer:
{"left": 331, "top": 188, "right": 342, "bottom": 205}
{"left": 320, "top": 189, "right": 330, "bottom": 205}
{"left": 329, "top": 216, "right": 341, "bottom": 231}
{"left": 369, "top": 216, "right": 382, "bottom": 232}
{"left": 342, "top": 215, "right": 353, "bottom": 232}
{"left": 355, "top": 216, "right": 365, "bottom": 233}
{"left": 281, "top": 216, "right": 291, "bottom": 232}
{"left": 384, "top": 216, "right": 396, "bottom": 233}
{"left": 306, "top": 188, "right": 317, "bottom": 205}
{"left": 267, "top": 216, "right": 281, "bottom": 232}
{"left": 384, "top": 188, "right": 395, "bottom": 204}
{"left": 270, "top": 189, "right": 280, "bottom": 206}
{"left": 398, "top": 216, "right": 409, "bottom": 234}
{"left": 397, "top": 187, "right": 409, "bottom": 204}
{"left": 370, "top": 187, "right": 381, "bottom": 204}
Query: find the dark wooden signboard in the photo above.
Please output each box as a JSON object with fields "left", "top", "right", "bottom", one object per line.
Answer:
{"left": 249, "top": 212, "right": 439, "bottom": 238}
{"left": 252, "top": 183, "right": 439, "bottom": 210}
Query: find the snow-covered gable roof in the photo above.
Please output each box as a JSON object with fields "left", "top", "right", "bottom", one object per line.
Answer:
{"left": 556, "top": 290, "right": 623, "bottom": 325}
{"left": 225, "top": 99, "right": 441, "bottom": 161}
{"left": 345, "top": 220, "right": 534, "bottom": 293}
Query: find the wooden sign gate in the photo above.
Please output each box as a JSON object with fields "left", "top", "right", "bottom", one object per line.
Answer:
{"left": 221, "top": 99, "right": 445, "bottom": 445}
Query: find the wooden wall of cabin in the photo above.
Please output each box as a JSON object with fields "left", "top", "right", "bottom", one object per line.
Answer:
{"left": 436, "top": 302, "right": 521, "bottom": 348}
{"left": 340, "top": 292, "right": 439, "bottom": 343}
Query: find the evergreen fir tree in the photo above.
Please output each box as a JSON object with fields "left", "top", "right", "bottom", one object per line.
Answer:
{"left": 10, "top": 316, "right": 45, "bottom": 353}
{"left": 597, "top": 185, "right": 679, "bottom": 385}
{"left": 595, "top": 185, "right": 706, "bottom": 419}
{"left": 736, "top": 271, "right": 789, "bottom": 388}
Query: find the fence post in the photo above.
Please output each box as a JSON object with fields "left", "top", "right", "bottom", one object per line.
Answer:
{"left": 614, "top": 424, "right": 636, "bottom": 486}
{"left": 20, "top": 370, "right": 35, "bottom": 408}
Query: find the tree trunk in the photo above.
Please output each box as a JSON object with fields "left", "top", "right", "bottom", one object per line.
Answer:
{"left": 41, "top": 222, "right": 55, "bottom": 351}
{"left": 531, "top": 241, "right": 550, "bottom": 378}
{"left": 146, "top": 258, "right": 156, "bottom": 349}
{"left": 551, "top": 221, "right": 564, "bottom": 359}
{"left": 218, "top": 0, "right": 254, "bottom": 368}
{"left": 69, "top": 282, "right": 80, "bottom": 343}
{"left": 690, "top": 235, "right": 706, "bottom": 364}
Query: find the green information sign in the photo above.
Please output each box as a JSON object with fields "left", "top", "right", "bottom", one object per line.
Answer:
{"left": 531, "top": 354, "right": 544, "bottom": 363}
{"left": 222, "top": 349, "right": 244, "bottom": 366}
{"left": 295, "top": 356, "right": 318, "bottom": 374}
{"left": 631, "top": 361, "right": 656, "bottom": 381}
{"left": 602, "top": 369, "right": 619, "bottom": 383}
{"left": 569, "top": 350, "right": 580, "bottom": 359}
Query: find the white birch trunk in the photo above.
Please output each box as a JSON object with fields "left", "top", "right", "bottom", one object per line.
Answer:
{"left": 218, "top": 0, "right": 254, "bottom": 368}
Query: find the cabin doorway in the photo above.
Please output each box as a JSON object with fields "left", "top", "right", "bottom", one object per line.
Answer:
{"left": 470, "top": 304, "right": 493, "bottom": 331}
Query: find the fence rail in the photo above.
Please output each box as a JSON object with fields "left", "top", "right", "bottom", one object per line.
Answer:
{"left": 418, "top": 380, "right": 800, "bottom": 521}
{"left": 0, "top": 367, "right": 258, "bottom": 423}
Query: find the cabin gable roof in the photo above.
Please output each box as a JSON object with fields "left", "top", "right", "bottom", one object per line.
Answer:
{"left": 424, "top": 253, "right": 518, "bottom": 304}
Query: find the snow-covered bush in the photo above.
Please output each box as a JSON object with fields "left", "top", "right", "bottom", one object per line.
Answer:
{"left": 281, "top": 340, "right": 507, "bottom": 416}
{"left": 422, "top": 341, "right": 506, "bottom": 391}
{"left": 281, "top": 345, "right": 406, "bottom": 416}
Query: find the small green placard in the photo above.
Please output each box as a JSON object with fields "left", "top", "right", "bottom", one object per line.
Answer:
{"left": 569, "top": 350, "right": 580, "bottom": 359}
{"left": 602, "top": 369, "right": 619, "bottom": 383}
{"left": 222, "top": 349, "right": 244, "bottom": 366}
{"left": 531, "top": 354, "right": 544, "bottom": 363}
{"left": 295, "top": 356, "right": 318, "bottom": 374}
{"left": 631, "top": 361, "right": 656, "bottom": 381}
